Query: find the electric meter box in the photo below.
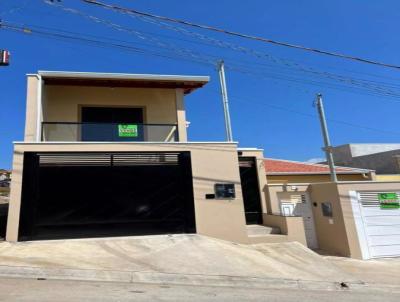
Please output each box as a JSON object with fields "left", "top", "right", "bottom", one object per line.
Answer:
{"left": 214, "top": 183, "right": 235, "bottom": 199}
{"left": 0, "top": 50, "right": 10, "bottom": 66}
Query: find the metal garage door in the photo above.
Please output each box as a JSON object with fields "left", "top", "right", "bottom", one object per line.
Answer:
{"left": 355, "top": 191, "right": 400, "bottom": 259}
{"left": 18, "top": 152, "right": 196, "bottom": 241}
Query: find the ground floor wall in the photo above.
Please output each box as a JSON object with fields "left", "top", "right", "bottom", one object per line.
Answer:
{"left": 308, "top": 183, "right": 352, "bottom": 257}
{"left": 267, "top": 181, "right": 400, "bottom": 259}
{"left": 262, "top": 214, "right": 307, "bottom": 245}
{"left": 310, "top": 181, "right": 400, "bottom": 259}
{"left": 7, "top": 142, "right": 250, "bottom": 243}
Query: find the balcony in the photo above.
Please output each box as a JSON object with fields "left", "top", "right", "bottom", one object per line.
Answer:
{"left": 41, "top": 122, "right": 179, "bottom": 142}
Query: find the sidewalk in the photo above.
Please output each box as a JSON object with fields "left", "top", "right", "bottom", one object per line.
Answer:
{"left": 325, "top": 256, "right": 400, "bottom": 286}
{"left": 0, "top": 277, "right": 399, "bottom": 302}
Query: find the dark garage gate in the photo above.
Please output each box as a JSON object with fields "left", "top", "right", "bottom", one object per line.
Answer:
{"left": 18, "top": 152, "right": 196, "bottom": 241}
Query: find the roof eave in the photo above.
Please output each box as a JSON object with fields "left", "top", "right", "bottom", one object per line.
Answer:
{"left": 36, "top": 70, "right": 210, "bottom": 83}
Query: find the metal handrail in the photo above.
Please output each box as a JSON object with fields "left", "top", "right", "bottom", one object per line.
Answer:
{"left": 42, "top": 122, "right": 178, "bottom": 126}
{"left": 41, "top": 122, "right": 179, "bottom": 142}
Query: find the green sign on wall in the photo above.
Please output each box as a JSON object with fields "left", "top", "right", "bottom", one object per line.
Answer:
{"left": 378, "top": 193, "right": 400, "bottom": 209}
{"left": 118, "top": 124, "right": 138, "bottom": 137}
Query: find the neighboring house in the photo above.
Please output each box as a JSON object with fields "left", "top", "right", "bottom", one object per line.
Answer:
{"left": 6, "top": 71, "right": 269, "bottom": 246}
{"left": 264, "top": 158, "right": 400, "bottom": 260}
{"left": 0, "top": 170, "right": 11, "bottom": 181}
{"left": 331, "top": 144, "right": 400, "bottom": 178}
{"left": 264, "top": 158, "right": 375, "bottom": 184}
{"left": 0, "top": 170, "right": 11, "bottom": 188}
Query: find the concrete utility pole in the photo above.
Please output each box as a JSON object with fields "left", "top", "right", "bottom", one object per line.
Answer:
{"left": 314, "top": 93, "right": 337, "bottom": 182}
{"left": 217, "top": 60, "right": 233, "bottom": 142}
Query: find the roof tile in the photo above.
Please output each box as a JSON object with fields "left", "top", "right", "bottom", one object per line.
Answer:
{"left": 264, "top": 158, "right": 369, "bottom": 174}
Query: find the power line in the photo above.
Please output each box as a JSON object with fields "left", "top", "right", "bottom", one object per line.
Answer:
{"left": 220, "top": 92, "right": 400, "bottom": 136}
{"left": 124, "top": 11, "right": 400, "bottom": 94}
{"left": 2, "top": 21, "right": 399, "bottom": 137}
{"left": 5, "top": 15, "right": 400, "bottom": 102}
{"left": 225, "top": 64, "right": 400, "bottom": 101}
{"left": 44, "top": 1, "right": 217, "bottom": 66}
{"left": 82, "top": 0, "right": 400, "bottom": 70}
{"left": 227, "top": 64, "right": 400, "bottom": 99}
{"left": 72, "top": 0, "right": 400, "bottom": 97}
{"left": 0, "top": 22, "right": 215, "bottom": 68}
{"left": 43, "top": 1, "right": 400, "bottom": 100}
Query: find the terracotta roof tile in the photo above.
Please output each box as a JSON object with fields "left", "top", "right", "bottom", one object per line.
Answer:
{"left": 264, "top": 158, "right": 370, "bottom": 174}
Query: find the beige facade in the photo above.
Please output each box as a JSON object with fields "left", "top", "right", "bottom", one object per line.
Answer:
{"left": 309, "top": 181, "right": 400, "bottom": 258}
{"left": 42, "top": 86, "right": 182, "bottom": 141}
{"left": 15, "top": 71, "right": 400, "bottom": 259}
{"left": 24, "top": 75, "right": 40, "bottom": 142}
{"left": 9, "top": 71, "right": 284, "bottom": 245}
{"left": 7, "top": 142, "right": 252, "bottom": 243}
{"left": 266, "top": 180, "right": 400, "bottom": 258}
{"left": 376, "top": 174, "right": 400, "bottom": 182}
{"left": 26, "top": 80, "right": 185, "bottom": 142}
{"left": 308, "top": 183, "right": 351, "bottom": 257}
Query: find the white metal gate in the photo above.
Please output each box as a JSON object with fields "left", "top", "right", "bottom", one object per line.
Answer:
{"left": 350, "top": 191, "right": 400, "bottom": 259}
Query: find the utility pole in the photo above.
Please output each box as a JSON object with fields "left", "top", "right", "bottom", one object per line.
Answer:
{"left": 217, "top": 60, "right": 233, "bottom": 142}
{"left": 314, "top": 93, "right": 337, "bottom": 182}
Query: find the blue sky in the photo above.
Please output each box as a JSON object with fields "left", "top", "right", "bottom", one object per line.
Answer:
{"left": 1, "top": 0, "right": 400, "bottom": 169}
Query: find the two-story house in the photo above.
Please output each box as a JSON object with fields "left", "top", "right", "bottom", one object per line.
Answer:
{"left": 8, "top": 70, "right": 399, "bottom": 260}
{"left": 6, "top": 71, "right": 269, "bottom": 243}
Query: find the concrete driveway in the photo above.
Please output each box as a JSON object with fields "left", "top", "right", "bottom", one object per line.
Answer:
{"left": 0, "top": 235, "right": 355, "bottom": 283}
{"left": 0, "top": 234, "right": 397, "bottom": 293}
{"left": 0, "top": 234, "right": 361, "bottom": 289}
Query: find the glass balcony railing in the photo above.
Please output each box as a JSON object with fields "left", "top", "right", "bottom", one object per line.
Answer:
{"left": 41, "top": 122, "right": 179, "bottom": 142}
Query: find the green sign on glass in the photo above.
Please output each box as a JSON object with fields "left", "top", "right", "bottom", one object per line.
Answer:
{"left": 378, "top": 193, "right": 400, "bottom": 209}
{"left": 118, "top": 124, "right": 138, "bottom": 137}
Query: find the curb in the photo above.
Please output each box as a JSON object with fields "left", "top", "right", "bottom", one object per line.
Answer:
{"left": 0, "top": 265, "right": 398, "bottom": 293}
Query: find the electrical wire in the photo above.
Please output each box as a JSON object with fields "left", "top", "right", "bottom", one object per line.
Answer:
{"left": 73, "top": 1, "right": 400, "bottom": 98}
{"left": 211, "top": 91, "right": 400, "bottom": 136}
{"left": 130, "top": 13, "right": 400, "bottom": 95}
{"left": 43, "top": 1, "right": 217, "bottom": 66}
{"left": 0, "top": 22, "right": 216, "bottom": 68}
{"left": 225, "top": 64, "right": 400, "bottom": 101}
{"left": 81, "top": 0, "right": 400, "bottom": 70}
{"left": 5, "top": 18, "right": 400, "bottom": 103}
{"left": 2, "top": 21, "right": 399, "bottom": 138}
{"left": 43, "top": 0, "right": 400, "bottom": 99}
